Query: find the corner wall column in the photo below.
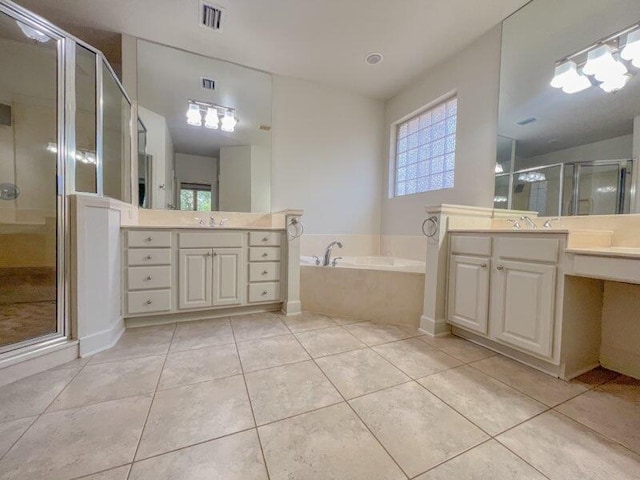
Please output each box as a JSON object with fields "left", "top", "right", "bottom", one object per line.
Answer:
{"left": 283, "top": 211, "right": 304, "bottom": 315}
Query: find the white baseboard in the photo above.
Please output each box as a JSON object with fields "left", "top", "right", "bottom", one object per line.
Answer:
{"left": 419, "top": 315, "right": 450, "bottom": 337}
{"left": 79, "top": 317, "right": 125, "bottom": 357}
{"left": 283, "top": 300, "right": 302, "bottom": 316}
{"left": 601, "top": 344, "right": 640, "bottom": 380}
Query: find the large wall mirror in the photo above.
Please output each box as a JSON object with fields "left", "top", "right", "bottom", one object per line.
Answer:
{"left": 496, "top": 0, "right": 640, "bottom": 216}
{"left": 136, "top": 39, "right": 272, "bottom": 212}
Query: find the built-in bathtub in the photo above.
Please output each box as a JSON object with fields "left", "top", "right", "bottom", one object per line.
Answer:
{"left": 300, "top": 256, "right": 426, "bottom": 327}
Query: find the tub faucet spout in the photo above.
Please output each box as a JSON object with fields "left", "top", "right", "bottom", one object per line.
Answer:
{"left": 322, "top": 241, "right": 343, "bottom": 266}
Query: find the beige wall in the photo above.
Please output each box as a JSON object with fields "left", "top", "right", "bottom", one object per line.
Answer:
{"left": 381, "top": 26, "right": 502, "bottom": 236}
{"left": 601, "top": 281, "right": 640, "bottom": 379}
{"left": 271, "top": 75, "right": 384, "bottom": 235}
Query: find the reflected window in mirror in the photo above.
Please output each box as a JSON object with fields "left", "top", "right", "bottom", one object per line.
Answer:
{"left": 495, "top": 0, "right": 640, "bottom": 215}
{"left": 180, "top": 183, "right": 212, "bottom": 211}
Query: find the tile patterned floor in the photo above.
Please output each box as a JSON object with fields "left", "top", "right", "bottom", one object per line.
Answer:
{"left": 0, "top": 311, "right": 638, "bottom": 480}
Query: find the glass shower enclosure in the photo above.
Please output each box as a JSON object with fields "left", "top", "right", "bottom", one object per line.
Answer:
{"left": 0, "top": 1, "right": 132, "bottom": 355}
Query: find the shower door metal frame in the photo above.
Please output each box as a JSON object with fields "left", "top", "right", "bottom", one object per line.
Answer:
{"left": 0, "top": 1, "right": 70, "bottom": 355}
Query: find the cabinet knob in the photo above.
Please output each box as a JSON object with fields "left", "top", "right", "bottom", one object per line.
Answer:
{"left": 213, "top": 252, "right": 218, "bottom": 256}
{"left": 145, "top": 237, "right": 152, "bottom": 242}
{"left": 496, "top": 265, "right": 504, "bottom": 271}
{"left": 262, "top": 236, "right": 269, "bottom": 242}
{"left": 206, "top": 252, "right": 212, "bottom": 256}
{"left": 262, "top": 252, "right": 268, "bottom": 257}
{"left": 145, "top": 300, "right": 152, "bottom": 305}
{"left": 262, "top": 270, "right": 268, "bottom": 275}
{"left": 261, "top": 290, "right": 268, "bottom": 296}
{"left": 145, "top": 255, "right": 152, "bottom": 260}
{"left": 480, "top": 263, "right": 487, "bottom": 268}
{"left": 145, "top": 275, "right": 152, "bottom": 280}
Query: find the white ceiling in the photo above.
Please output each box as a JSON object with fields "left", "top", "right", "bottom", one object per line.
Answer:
{"left": 499, "top": 0, "right": 640, "bottom": 158}
{"left": 137, "top": 39, "right": 271, "bottom": 157}
{"left": 14, "top": 0, "right": 529, "bottom": 99}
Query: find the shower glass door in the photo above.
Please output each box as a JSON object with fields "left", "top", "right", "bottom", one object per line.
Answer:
{"left": 0, "top": 10, "right": 61, "bottom": 351}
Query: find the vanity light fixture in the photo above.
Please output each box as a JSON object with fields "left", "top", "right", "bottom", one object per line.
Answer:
{"left": 186, "top": 102, "right": 202, "bottom": 126}
{"left": 551, "top": 22, "right": 640, "bottom": 94}
{"left": 220, "top": 110, "right": 237, "bottom": 132}
{"left": 493, "top": 195, "right": 508, "bottom": 203}
{"left": 495, "top": 163, "right": 504, "bottom": 173}
{"left": 186, "top": 100, "right": 237, "bottom": 132}
{"left": 46, "top": 142, "right": 96, "bottom": 164}
{"left": 518, "top": 171, "right": 546, "bottom": 183}
{"left": 621, "top": 28, "right": 640, "bottom": 67}
{"left": 596, "top": 185, "right": 617, "bottom": 193}
{"left": 204, "top": 107, "right": 219, "bottom": 129}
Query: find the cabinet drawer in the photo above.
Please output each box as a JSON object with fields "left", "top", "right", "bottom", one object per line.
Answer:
{"left": 248, "top": 282, "right": 281, "bottom": 303}
{"left": 249, "top": 262, "right": 281, "bottom": 282}
{"left": 128, "top": 266, "right": 172, "bottom": 290}
{"left": 450, "top": 235, "right": 492, "bottom": 256}
{"left": 179, "top": 232, "right": 243, "bottom": 248}
{"left": 496, "top": 237, "right": 560, "bottom": 263}
{"left": 249, "top": 231, "right": 282, "bottom": 247}
{"left": 127, "top": 289, "right": 171, "bottom": 315}
{"left": 127, "top": 248, "right": 171, "bottom": 266}
{"left": 249, "top": 247, "right": 281, "bottom": 262}
{"left": 128, "top": 231, "right": 172, "bottom": 248}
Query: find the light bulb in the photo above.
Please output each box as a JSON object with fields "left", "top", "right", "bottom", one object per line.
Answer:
{"left": 550, "top": 61, "right": 578, "bottom": 89}
{"left": 186, "top": 103, "right": 202, "bottom": 126}
{"left": 495, "top": 163, "right": 504, "bottom": 173}
{"left": 220, "top": 110, "right": 237, "bottom": 132}
{"left": 583, "top": 44, "right": 627, "bottom": 83}
{"left": 46, "top": 142, "right": 58, "bottom": 153}
{"left": 600, "top": 74, "right": 630, "bottom": 93}
{"left": 621, "top": 29, "right": 640, "bottom": 63}
{"left": 493, "top": 196, "right": 508, "bottom": 203}
{"left": 562, "top": 72, "right": 591, "bottom": 94}
{"left": 204, "top": 107, "right": 219, "bottom": 129}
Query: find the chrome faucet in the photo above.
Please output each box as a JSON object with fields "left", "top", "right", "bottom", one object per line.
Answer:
{"left": 506, "top": 219, "right": 521, "bottom": 230}
{"left": 542, "top": 217, "right": 559, "bottom": 229}
{"left": 322, "top": 241, "right": 343, "bottom": 266}
{"left": 520, "top": 216, "right": 537, "bottom": 229}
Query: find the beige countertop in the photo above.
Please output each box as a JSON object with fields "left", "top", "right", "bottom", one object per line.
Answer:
{"left": 122, "top": 225, "right": 286, "bottom": 231}
{"left": 565, "top": 246, "right": 640, "bottom": 258}
{"left": 447, "top": 228, "right": 610, "bottom": 235}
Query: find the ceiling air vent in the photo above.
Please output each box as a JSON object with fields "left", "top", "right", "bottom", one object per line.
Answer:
{"left": 200, "top": 2, "right": 225, "bottom": 31}
{"left": 201, "top": 77, "right": 216, "bottom": 90}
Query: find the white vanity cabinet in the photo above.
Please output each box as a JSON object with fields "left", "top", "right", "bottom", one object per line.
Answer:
{"left": 447, "top": 233, "right": 564, "bottom": 364}
{"left": 123, "top": 228, "right": 287, "bottom": 320}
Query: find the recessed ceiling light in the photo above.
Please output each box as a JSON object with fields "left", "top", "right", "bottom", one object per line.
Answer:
{"left": 365, "top": 52, "right": 384, "bottom": 65}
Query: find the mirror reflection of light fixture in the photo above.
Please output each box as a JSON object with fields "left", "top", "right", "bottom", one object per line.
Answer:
{"left": 495, "top": 163, "right": 504, "bottom": 173}
{"left": 204, "top": 107, "right": 219, "bottom": 129}
{"left": 518, "top": 171, "right": 546, "bottom": 183}
{"left": 16, "top": 21, "right": 50, "bottom": 43}
{"left": 596, "top": 185, "right": 617, "bottom": 193}
{"left": 186, "top": 102, "right": 202, "bottom": 126}
{"left": 46, "top": 142, "right": 96, "bottom": 164}
{"left": 550, "top": 61, "right": 591, "bottom": 94}
{"left": 493, "top": 195, "right": 508, "bottom": 203}
{"left": 552, "top": 23, "right": 640, "bottom": 95}
{"left": 621, "top": 28, "right": 640, "bottom": 67}
{"left": 220, "top": 110, "right": 237, "bottom": 132}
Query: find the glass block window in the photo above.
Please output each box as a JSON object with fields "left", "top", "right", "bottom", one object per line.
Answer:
{"left": 394, "top": 96, "right": 457, "bottom": 196}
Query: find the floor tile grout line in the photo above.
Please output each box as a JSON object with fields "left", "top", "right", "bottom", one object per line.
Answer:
{"left": 126, "top": 425, "right": 259, "bottom": 465}
{"left": 231, "top": 320, "right": 272, "bottom": 480}
{"left": 549, "top": 406, "right": 640, "bottom": 458}
{"left": 0, "top": 359, "right": 89, "bottom": 464}
{"left": 286, "top": 331, "right": 411, "bottom": 479}
{"left": 70, "top": 463, "right": 132, "bottom": 480}
{"left": 125, "top": 323, "right": 177, "bottom": 480}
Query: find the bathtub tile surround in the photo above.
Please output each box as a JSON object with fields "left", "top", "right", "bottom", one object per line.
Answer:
{"left": 301, "top": 268, "right": 425, "bottom": 326}
{"left": 0, "top": 313, "right": 639, "bottom": 478}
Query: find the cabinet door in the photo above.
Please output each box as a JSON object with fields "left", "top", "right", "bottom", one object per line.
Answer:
{"left": 447, "top": 255, "right": 490, "bottom": 335}
{"left": 212, "top": 248, "right": 243, "bottom": 307}
{"left": 178, "top": 249, "right": 213, "bottom": 310}
{"left": 491, "top": 260, "right": 556, "bottom": 358}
